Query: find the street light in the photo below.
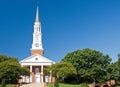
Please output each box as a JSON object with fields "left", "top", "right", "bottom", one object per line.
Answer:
{"left": 50, "top": 70, "right": 52, "bottom": 83}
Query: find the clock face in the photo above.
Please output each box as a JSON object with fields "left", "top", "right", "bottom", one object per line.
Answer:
{"left": 35, "top": 43, "right": 39, "bottom": 47}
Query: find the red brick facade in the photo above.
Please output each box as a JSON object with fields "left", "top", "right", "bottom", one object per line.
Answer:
{"left": 31, "top": 50, "right": 44, "bottom": 56}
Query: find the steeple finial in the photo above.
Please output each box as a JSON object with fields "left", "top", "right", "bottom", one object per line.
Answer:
{"left": 35, "top": 5, "right": 39, "bottom": 22}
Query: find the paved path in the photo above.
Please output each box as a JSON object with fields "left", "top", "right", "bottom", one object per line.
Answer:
{"left": 20, "top": 83, "right": 45, "bottom": 87}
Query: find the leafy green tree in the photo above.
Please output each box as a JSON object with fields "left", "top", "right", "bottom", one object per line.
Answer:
{"left": 1, "top": 78, "right": 6, "bottom": 87}
{"left": 62, "top": 48, "right": 112, "bottom": 83}
{"left": 118, "top": 54, "right": 120, "bottom": 76}
{"left": 0, "top": 59, "right": 21, "bottom": 84}
{"left": 20, "top": 66, "right": 30, "bottom": 76}
{"left": 105, "top": 62, "right": 118, "bottom": 81}
{"left": 44, "top": 62, "right": 76, "bottom": 78}
{"left": 44, "top": 62, "right": 76, "bottom": 86}
{"left": 0, "top": 55, "right": 30, "bottom": 84}
{"left": 0, "top": 55, "right": 18, "bottom": 62}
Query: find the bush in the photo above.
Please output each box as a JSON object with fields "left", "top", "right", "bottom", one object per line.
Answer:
{"left": 1, "top": 79, "right": 6, "bottom": 87}
{"left": 54, "top": 79, "right": 59, "bottom": 87}
{"left": 64, "top": 75, "right": 79, "bottom": 84}
{"left": 81, "top": 83, "right": 89, "bottom": 87}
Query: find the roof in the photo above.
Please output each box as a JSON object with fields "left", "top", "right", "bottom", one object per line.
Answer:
{"left": 35, "top": 5, "right": 40, "bottom": 22}
{"left": 20, "top": 54, "right": 55, "bottom": 66}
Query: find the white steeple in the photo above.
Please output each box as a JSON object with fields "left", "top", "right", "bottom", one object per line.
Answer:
{"left": 35, "top": 5, "right": 39, "bottom": 22}
{"left": 31, "top": 5, "right": 43, "bottom": 51}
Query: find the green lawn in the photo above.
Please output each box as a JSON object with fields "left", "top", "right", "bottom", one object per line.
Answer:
{"left": 48, "top": 83, "right": 81, "bottom": 87}
{"left": 48, "top": 83, "right": 120, "bottom": 87}
{"left": 0, "top": 84, "right": 16, "bottom": 87}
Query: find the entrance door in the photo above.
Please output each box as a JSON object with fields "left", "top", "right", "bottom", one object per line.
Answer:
{"left": 35, "top": 68, "right": 40, "bottom": 83}
{"left": 35, "top": 76, "right": 40, "bottom": 83}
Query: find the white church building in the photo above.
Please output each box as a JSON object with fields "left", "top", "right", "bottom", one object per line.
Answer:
{"left": 20, "top": 5, "right": 55, "bottom": 83}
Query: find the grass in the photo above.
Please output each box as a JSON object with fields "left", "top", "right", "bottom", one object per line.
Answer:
{"left": 48, "top": 83, "right": 81, "bottom": 87}
{"left": 48, "top": 83, "right": 120, "bottom": 87}
{"left": 0, "top": 84, "right": 16, "bottom": 87}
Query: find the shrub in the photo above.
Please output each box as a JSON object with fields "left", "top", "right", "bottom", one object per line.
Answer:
{"left": 54, "top": 79, "right": 59, "bottom": 87}
{"left": 1, "top": 79, "right": 6, "bottom": 87}
{"left": 64, "top": 75, "right": 79, "bottom": 84}
{"left": 81, "top": 83, "right": 89, "bottom": 87}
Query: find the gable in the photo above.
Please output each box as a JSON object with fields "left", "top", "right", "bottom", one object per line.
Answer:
{"left": 20, "top": 55, "right": 55, "bottom": 63}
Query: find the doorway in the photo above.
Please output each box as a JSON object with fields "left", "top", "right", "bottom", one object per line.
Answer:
{"left": 35, "top": 68, "right": 40, "bottom": 83}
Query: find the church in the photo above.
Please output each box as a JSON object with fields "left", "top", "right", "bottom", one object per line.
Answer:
{"left": 20, "top": 5, "right": 55, "bottom": 83}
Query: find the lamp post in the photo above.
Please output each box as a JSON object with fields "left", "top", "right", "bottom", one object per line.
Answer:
{"left": 50, "top": 70, "right": 52, "bottom": 83}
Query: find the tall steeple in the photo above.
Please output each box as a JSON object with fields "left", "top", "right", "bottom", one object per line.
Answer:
{"left": 31, "top": 5, "right": 44, "bottom": 56}
{"left": 35, "top": 5, "right": 39, "bottom": 22}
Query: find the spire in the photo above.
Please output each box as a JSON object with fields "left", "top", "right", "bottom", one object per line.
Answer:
{"left": 35, "top": 5, "right": 39, "bottom": 22}
{"left": 31, "top": 4, "right": 43, "bottom": 56}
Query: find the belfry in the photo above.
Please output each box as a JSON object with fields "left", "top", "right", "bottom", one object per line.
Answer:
{"left": 20, "top": 5, "right": 55, "bottom": 83}
{"left": 31, "top": 6, "right": 44, "bottom": 56}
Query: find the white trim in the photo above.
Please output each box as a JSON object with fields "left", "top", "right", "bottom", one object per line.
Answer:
{"left": 20, "top": 55, "right": 55, "bottom": 64}
{"left": 30, "top": 65, "right": 32, "bottom": 83}
{"left": 21, "top": 62, "right": 53, "bottom": 66}
{"left": 41, "top": 65, "right": 43, "bottom": 83}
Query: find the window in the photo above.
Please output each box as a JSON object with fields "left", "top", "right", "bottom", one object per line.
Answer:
{"left": 35, "top": 57, "right": 38, "bottom": 60}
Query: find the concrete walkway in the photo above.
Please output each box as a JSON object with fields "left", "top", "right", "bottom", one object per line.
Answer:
{"left": 20, "top": 83, "right": 45, "bottom": 87}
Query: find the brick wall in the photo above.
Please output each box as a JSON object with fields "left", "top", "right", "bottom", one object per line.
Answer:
{"left": 31, "top": 50, "right": 44, "bottom": 56}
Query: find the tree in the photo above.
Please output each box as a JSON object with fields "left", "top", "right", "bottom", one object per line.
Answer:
{"left": 44, "top": 62, "right": 76, "bottom": 86}
{"left": 118, "top": 54, "right": 120, "bottom": 76}
{"left": 44, "top": 62, "right": 76, "bottom": 79}
{"left": 0, "top": 55, "right": 30, "bottom": 84}
{"left": 61, "top": 48, "right": 112, "bottom": 83}
{"left": 0, "top": 55, "right": 18, "bottom": 62}
{"left": 106, "top": 62, "right": 118, "bottom": 81}
{"left": 0, "top": 59, "right": 21, "bottom": 84}
{"left": 20, "top": 66, "right": 30, "bottom": 76}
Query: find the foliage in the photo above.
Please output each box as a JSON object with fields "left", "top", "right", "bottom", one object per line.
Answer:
{"left": 61, "top": 48, "right": 112, "bottom": 83}
{"left": 44, "top": 67, "right": 50, "bottom": 76}
{"left": 106, "top": 62, "right": 118, "bottom": 80}
{"left": 54, "top": 79, "right": 59, "bottom": 87}
{"left": 118, "top": 54, "right": 120, "bottom": 76}
{"left": 48, "top": 83, "right": 81, "bottom": 87}
{"left": 0, "top": 84, "right": 16, "bottom": 87}
{"left": 0, "top": 55, "right": 30, "bottom": 84}
{"left": 0, "top": 59, "right": 21, "bottom": 84}
{"left": 64, "top": 75, "right": 79, "bottom": 84}
{"left": 20, "top": 66, "right": 30, "bottom": 76}
{"left": 0, "top": 55, "right": 18, "bottom": 63}
{"left": 81, "top": 83, "right": 89, "bottom": 87}
{"left": 1, "top": 79, "right": 6, "bottom": 87}
{"left": 44, "top": 62, "right": 76, "bottom": 78}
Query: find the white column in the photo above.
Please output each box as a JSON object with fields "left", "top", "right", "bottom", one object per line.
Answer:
{"left": 30, "top": 65, "right": 32, "bottom": 83}
{"left": 41, "top": 65, "right": 43, "bottom": 83}
{"left": 50, "top": 70, "right": 52, "bottom": 83}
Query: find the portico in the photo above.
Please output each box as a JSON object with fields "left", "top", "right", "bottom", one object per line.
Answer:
{"left": 20, "top": 55, "right": 55, "bottom": 83}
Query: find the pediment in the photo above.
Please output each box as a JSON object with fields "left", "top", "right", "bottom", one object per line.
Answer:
{"left": 20, "top": 55, "right": 55, "bottom": 63}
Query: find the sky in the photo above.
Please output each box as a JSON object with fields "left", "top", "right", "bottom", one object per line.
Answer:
{"left": 0, "top": 0, "right": 120, "bottom": 62}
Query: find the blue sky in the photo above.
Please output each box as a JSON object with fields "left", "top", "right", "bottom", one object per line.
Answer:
{"left": 0, "top": 0, "right": 120, "bottom": 62}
